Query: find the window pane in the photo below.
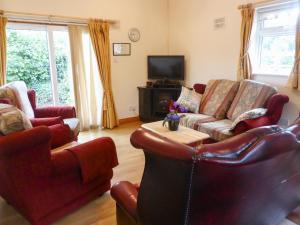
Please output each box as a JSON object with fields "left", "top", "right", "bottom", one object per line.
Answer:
{"left": 261, "top": 7, "right": 298, "bottom": 29}
{"left": 53, "top": 30, "right": 74, "bottom": 105}
{"left": 259, "top": 35, "right": 295, "bottom": 74}
{"left": 251, "top": 3, "right": 299, "bottom": 76}
{"left": 6, "top": 28, "right": 54, "bottom": 106}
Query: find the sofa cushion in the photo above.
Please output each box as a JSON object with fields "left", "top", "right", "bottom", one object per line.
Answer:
{"left": 199, "top": 79, "right": 240, "bottom": 119}
{"left": 0, "top": 104, "right": 32, "bottom": 135}
{"left": 227, "top": 80, "right": 277, "bottom": 121}
{"left": 179, "top": 113, "right": 218, "bottom": 131}
{"left": 177, "top": 86, "right": 202, "bottom": 113}
{"left": 5, "top": 81, "right": 35, "bottom": 119}
{"left": 230, "top": 108, "right": 268, "bottom": 131}
{"left": 199, "top": 119, "right": 234, "bottom": 141}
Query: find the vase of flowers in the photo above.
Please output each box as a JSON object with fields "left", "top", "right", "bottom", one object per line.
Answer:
{"left": 163, "top": 101, "right": 187, "bottom": 131}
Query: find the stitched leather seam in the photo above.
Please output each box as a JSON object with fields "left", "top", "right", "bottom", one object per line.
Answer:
{"left": 184, "top": 156, "right": 197, "bottom": 225}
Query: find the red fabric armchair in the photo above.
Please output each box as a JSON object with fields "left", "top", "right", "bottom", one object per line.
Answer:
{"left": 111, "top": 118, "right": 300, "bottom": 225}
{"left": 0, "top": 126, "right": 118, "bottom": 225}
{"left": 27, "top": 90, "right": 76, "bottom": 119}
{"left": 27, "top": 89, "right": 80, "bottom": 140}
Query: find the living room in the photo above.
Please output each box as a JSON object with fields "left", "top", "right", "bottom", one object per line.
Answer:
{"left": 0, "top": 0, "right": 300, "bottom": 225}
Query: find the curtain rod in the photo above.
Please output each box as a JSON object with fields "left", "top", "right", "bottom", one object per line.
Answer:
{"left": 1, "top": 10, "right": 117, "bottom": 26}
{"left": 238, "top": 0, "right": 297, "bottom": 9}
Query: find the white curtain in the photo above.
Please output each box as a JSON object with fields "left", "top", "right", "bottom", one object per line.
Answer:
{"left": 68, "top": 25, "right": 103, "bottom": 131}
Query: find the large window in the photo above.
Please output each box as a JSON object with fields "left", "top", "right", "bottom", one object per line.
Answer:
{"left": 6, "top": 23, "right": 74, "bottom": 106}
{"left": 250, "top": 2, "right": 299, "bottom": 76}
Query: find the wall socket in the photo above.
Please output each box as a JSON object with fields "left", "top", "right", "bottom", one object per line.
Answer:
{"left": 129, "top": 106, "right": 137, "bottom": 113}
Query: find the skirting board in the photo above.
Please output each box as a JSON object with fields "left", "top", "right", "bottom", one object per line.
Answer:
{"left": 119, "top": 116, "right": 140, "bottom": 125}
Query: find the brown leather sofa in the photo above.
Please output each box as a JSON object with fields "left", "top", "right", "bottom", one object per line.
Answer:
{"left": 111, "top": 116, "right": 300, "bottom": 225}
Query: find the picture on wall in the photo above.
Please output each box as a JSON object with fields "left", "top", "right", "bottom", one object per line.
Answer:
{"left": 113, "top": 43, "right": 131, "bottom": 56}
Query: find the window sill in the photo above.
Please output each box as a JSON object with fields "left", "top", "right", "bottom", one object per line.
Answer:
{"left": 252, "top": 73, "right": 289, "bottom": 78}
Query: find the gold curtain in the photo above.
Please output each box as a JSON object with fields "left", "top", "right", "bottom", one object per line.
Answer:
{"left": 88, "top": 19, "right": 119, "bottom": 129}
{"left": 0, "top": 14, "right": 7, "bottom": 86}
{"left": 237, "top": 4, "right": 254, "bottom": 80}
{"left": 69, "top": 25, "right": 103, "bottom": 130}
{"left": 288, "top": 0, "right": 300, "bottom": 91}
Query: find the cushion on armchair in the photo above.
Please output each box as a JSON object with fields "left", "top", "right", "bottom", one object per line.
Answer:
{"left": 0, "top": 104, "right": 32, "bottom": 135}
{"left": 199, "top": 79, "right": 240, "bottom": 119}
{"left": 0, "top": 86, "right": 19, "bottom": 107}
{"left": 5, "top": 81, "right": 35, "bottom": 118}
{"left": 227, "top": 80, "right": 277, "bottom": 121}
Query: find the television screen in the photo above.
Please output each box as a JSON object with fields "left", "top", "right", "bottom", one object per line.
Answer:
{"left": 148, "top": 56, "right": 184, "bottom": 80}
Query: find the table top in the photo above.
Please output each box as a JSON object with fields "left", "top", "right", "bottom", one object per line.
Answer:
{"left": 141, "top": 121, "right": 210, "bottom": 145}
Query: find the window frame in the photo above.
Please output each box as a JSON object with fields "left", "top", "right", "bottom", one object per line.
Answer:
{"left": 251, "top": 1, "right": 299, "bottom": 77}
{"left": 6, "top": 22, "right": 73, "bottom": 106}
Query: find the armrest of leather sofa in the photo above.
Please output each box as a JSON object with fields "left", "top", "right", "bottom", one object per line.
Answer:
{"left": 232, "top": 116, "right": 272, "bottom": 134}
{"left": 111, "top": 181, "right": 139, "bottom": 220}
{"left": 130, "top": 128, "right": 196, "bottom": 161}
{"left": 131, "top": 125, "right": 288, "bottom": 166}
{"left": 232, "top": 94, "right": 289, "bottom": 134}
{"left": 197, "top": 125, "right": 296, "bottom": 166}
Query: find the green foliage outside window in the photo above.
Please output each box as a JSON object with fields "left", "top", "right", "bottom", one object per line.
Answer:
{"left": 6, "top": 29, "right": 72, "bottom": 106}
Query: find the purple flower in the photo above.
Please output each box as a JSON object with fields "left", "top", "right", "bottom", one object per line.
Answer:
{"left": 173, "top": 101, "right": 179, "bottom": 108}
{"left": 170, "top": 114, "right": 180, "bottom": 121}
{"left": 179, "top": 105, "right": 188, "bottom": 113}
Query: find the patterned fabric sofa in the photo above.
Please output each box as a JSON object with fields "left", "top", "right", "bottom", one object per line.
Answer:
{"left": 179, "top": 79, "right": 289, "bottom": 142}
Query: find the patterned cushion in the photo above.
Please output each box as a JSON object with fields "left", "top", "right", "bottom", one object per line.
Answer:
{"left": 230, "top": 108, "right": 268, "bottom": 130}
{"left": 199, "top": 79, "right": 240, "bottom": 119}
{"left": 227, "top": 80, "right": 277, "bottom": 121}
{"left": 199, "top": 119, "right": 234, "bottom": 141}
{"left": 5, "top": 81, "right": 35, "bottom": 118}
{"left": 179, "top": 113, "right": 218, "bottom": 131}
{"left": 0, "top": 104, "right": 32, "bottom": 135}
{"left": 177, "top": 86, "right": 202, "bottom": 113}
{"left": 0, "top": 87, "right": 19, "bottom": 107}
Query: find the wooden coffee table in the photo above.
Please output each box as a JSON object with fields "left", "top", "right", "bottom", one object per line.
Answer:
{"left": 141, "top": 121, "right": 210, "bottom": 146}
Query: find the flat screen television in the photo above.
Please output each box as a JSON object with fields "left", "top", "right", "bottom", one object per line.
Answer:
{"left": 148, "top": 55, "right": 184, "bottom": 80}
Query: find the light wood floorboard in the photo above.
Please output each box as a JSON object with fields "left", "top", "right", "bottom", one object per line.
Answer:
{"left": 0, "top": 121, "right": 297, "bottom": 225}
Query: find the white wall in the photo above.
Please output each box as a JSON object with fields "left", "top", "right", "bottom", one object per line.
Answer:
{"left": 168, "top": 0, "right": 300, "bottom": 124}
{"left": 0, "top": 0, "right": 169, "bottom": 119}
{"left": 1, "top": 0, "right": 300, "bottom": 122}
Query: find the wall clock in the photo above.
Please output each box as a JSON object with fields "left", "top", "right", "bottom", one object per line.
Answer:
{"left": 128, "top": 28, "right": 141, "bottom": 42}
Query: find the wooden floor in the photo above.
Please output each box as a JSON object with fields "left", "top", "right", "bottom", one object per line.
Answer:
{"left": 0, "top": 121, "right": 298, "bottom": 225}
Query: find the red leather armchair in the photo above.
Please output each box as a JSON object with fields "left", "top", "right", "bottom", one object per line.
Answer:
{"left": 0, "top": 126, "right": 118, "bottom": 225}
{"left": 111, "top": 118, "right": 300, "bottom": 225}
{"left": 27, "top": 89, "right": 79, "bottom": 140}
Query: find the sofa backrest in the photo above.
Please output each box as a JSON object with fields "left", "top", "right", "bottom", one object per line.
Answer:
{"left": 199, "top": 79, "right": 240, "bottom": 119}
{"left": 227, "top": 79, "right": 277, "bottom": 121}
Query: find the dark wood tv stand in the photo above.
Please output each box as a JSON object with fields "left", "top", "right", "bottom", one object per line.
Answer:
{"left": 138, "top": 86, "right": 181, "bottom": 122}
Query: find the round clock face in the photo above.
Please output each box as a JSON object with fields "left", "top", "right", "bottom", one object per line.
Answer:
{"left": 128, "top": 28, "right": 140, "bottom": 42}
